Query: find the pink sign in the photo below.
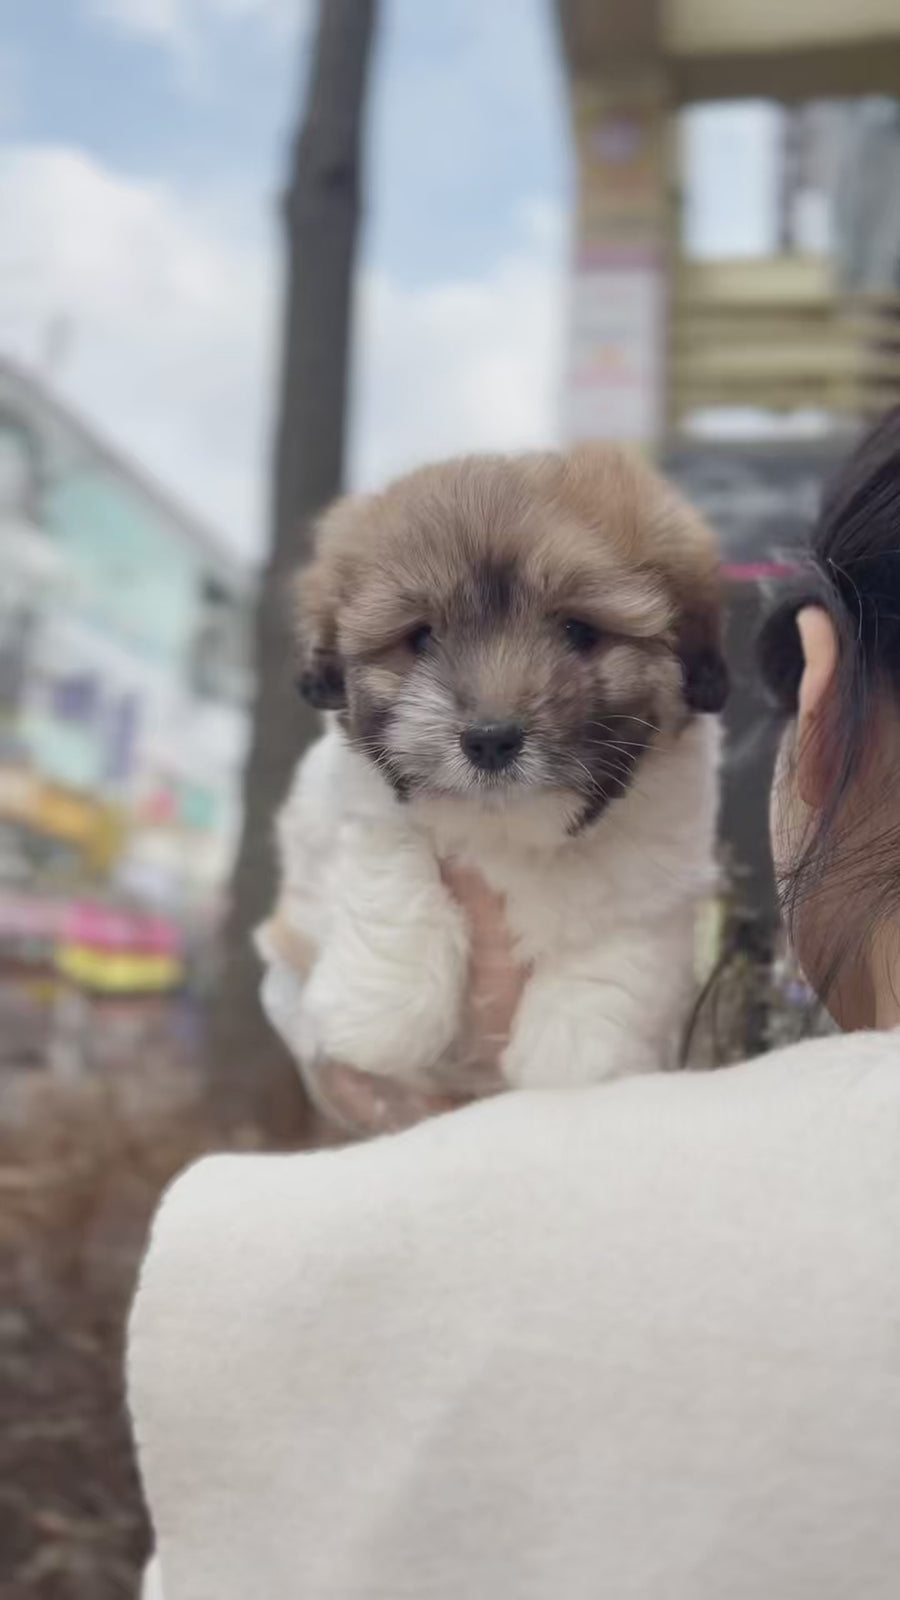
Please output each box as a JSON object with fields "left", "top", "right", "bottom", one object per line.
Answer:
{"left": 60, "top": 902, "right": 182, "bottom": 955}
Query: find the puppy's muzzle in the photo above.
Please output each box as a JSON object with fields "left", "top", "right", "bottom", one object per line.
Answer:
{"left": 460, "top": 720, "right": 525, "bottom": 773}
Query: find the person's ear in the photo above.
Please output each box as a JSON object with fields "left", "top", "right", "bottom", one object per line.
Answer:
{"left": 796, "top": 606, "right": 839, "bottom": 809}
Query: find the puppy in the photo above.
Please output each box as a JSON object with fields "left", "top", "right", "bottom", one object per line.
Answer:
{"left": 257, "top": 445, "right": 727, "bottom": 1097}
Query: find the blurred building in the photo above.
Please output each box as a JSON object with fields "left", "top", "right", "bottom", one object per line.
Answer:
{"left": 0, "top": 356, "right": 253, "bottom": 922}
{"left": 555, "top": 1, "right": 900, "bottom": 990}
{"left": 556, "top": 0, "right": 900, "bottom": 445}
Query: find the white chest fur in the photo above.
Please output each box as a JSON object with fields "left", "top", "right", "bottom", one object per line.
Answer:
{"left": 263, "top": 718, "right": 721, "bottom": 1090}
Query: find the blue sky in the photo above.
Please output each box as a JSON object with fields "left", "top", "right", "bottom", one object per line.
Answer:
{"left": 1, "top": 0, "right": 572, "bottom": 280}
{"left": 0, "top": 0, "right": 776, "bottom": 558}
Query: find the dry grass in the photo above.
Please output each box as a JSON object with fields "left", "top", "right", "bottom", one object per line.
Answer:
{"left": 0, "top": 1055, "right": 266, "bottom": 1600}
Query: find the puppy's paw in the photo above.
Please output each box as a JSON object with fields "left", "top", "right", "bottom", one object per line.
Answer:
{"left": 288, "top": 817, "right": 472, "bottom": 1082}
{"left": 501, "top": 979, "right": 661, "bottom": 1090}
{"left": 299, "top": 909, "right": 469, "bottom": 1083}
{"left": 501, "top": 1012, "right": 603, "bottom": 1090}
{"left": 259, "top": 955, "right": 312, "bottom": 1066}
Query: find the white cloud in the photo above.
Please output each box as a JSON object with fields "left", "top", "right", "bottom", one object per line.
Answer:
{"left": 0, "top": 145, "right": 275, "bottom": 558}
{"left": 0, "top": 145, "right": 565, "bottom": 559}
{"left": 89, "top": 0, "right": 298, "bottom": 44}
{"left": 352, "top": 208, "right": 566, "bottom": 487}
{"left": 86, "top": 0, "right": 304, "bottom": 85}
{"left": 89, "top": 0, "right": 183, "bottom": 45}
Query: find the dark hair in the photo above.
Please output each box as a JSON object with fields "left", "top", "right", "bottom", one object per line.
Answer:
{"left": 758, "top": 405, "right": 900, "bottom": 1001}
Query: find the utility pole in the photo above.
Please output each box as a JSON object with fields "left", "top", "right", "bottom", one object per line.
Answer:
{"left": 210, "top": 0, "right": 378, "bottom": 1139}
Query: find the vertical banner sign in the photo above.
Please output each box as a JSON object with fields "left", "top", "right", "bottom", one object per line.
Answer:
{"left": 564, "top": 79, "right": 668, "bottom": 451}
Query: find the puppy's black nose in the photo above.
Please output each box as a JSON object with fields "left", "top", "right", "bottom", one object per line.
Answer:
{"left": 460, "top": 721, "right": 524, "bottom": 772}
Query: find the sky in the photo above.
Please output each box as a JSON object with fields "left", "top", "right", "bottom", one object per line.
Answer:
{"left": 0, "top": 0, "right": 779, "bottom": 563}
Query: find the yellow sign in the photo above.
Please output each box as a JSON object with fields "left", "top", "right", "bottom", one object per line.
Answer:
{"left": 0, "top": 767, "right": 125, "bottom": 870}
{"left": 56, "top": 945, "right": 183, "bottom": 995}
{"left": 31, "top": 785, "right": 98, "bottom": 844}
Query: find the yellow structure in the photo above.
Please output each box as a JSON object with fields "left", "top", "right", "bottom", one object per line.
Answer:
{"left": 673, "top": 257, "right": 900, "bottom": 420}
{"left": 0, "top": 766, "right": 125, "bottom": 876}
{"left": 557, "top": 0, "right": 900, "bottom": 444}
{"left": 559, "top": 0, "right": 900, "bottom": 100}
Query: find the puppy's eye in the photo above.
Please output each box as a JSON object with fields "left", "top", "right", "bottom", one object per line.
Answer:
{"left": 563, "top": 618, "right": 601, "bottom": 654}
{"left": 407, "top": 623, "right": 434, "bottom": 656}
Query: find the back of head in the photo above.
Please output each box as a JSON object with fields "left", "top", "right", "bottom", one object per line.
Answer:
{"left": 759, "top": 406, "right": 900, "bottom": 1009}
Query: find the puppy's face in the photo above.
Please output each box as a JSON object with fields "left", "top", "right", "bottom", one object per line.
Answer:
{"left": 297, "top": 448, "right": 727, "bottom": 829}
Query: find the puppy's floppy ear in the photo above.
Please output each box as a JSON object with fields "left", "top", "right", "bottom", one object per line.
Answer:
{"left": 676, "top": 603, "right": 730, "bottom": 714}
{"left": 292, "top": 555, "right": 347, "bottom": 711}
{"left": 296, "top": 648, "right": 346, "bottom": 711}
{"left": 650, "top": 479, "right": 730, "bottom": 715}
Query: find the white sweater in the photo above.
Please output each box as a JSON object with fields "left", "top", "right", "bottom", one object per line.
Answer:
{"left": 130, "top": 1033, "right": 900, "bottom": 1600}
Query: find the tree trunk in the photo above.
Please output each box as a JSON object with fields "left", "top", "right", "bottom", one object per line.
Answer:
{"left": 209, "top": 0, "right": 378, "bottom": 1141}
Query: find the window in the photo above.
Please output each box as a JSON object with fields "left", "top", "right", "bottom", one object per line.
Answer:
{"left": 188, "top": 578, "right": 251, "bottom": 705}
{"left": 0, "top": 415, "right": 40, "bottom": 520}
{"left": 0, "top": 606, "right": 35, "bottom": 717}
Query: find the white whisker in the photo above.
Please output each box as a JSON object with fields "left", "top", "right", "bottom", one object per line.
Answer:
{"left": 581, "top": 738, "right": 654, "bottom": 754}
{"left": 566, "top": 754, "right": 600, "bottom": 790}
{"left": 585, "top": 715, "right": 660, "bottom": 735}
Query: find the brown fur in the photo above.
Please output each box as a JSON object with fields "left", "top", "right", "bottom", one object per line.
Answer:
{"left": 293, "top": 446, "right": 727, "bottom": 822}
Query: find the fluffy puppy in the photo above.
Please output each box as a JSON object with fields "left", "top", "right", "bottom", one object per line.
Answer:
{"left": 257, "top": 444, "right": 727, "bottom": 1096}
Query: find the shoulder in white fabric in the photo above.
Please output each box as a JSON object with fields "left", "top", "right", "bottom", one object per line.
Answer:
{"left": 130, "top": 1041, "right": 900, "bottom": 1600}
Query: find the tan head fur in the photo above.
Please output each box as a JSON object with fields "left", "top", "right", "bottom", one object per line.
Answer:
{"left": 294, "top": 446, "right": 727, "bottom": 830}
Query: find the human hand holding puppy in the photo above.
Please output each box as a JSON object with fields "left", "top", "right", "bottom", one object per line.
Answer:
{"left": 260, "top": 857, "right": 527, "bottom": 1135}
{"left": 258, "top": 445, "right": 727, "bottom": 1129}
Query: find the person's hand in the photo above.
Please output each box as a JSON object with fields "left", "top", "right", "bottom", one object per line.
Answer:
{"left": 438, "top": 858, "right": 529, "bottom": 1086}
{"left": 303, "top": 861, "right": 529, "bottom": 1139}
